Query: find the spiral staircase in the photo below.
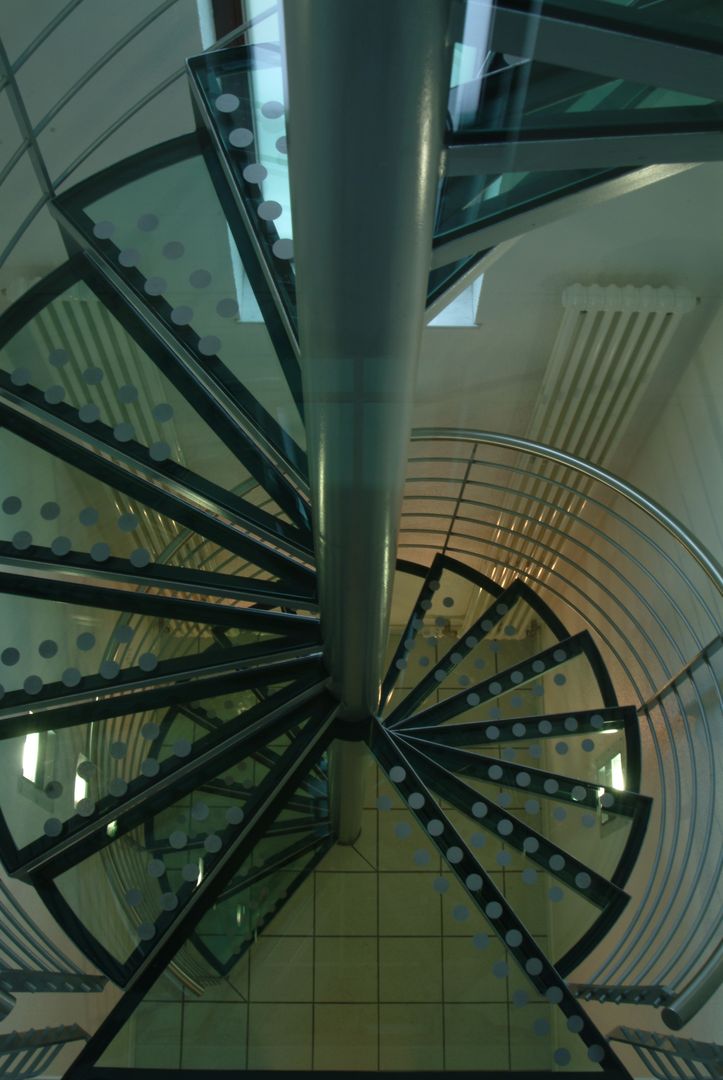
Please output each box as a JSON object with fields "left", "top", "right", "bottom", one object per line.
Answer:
{"left": 0, "top": 1, "right": 721, "bottom": 1077}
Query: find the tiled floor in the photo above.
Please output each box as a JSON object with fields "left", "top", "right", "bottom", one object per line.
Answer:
{"left": 99, "top": 628, "right": 607, "bottom": 1071}
{"left": 101, "top": 750, "right": 588, "bottom": 1071}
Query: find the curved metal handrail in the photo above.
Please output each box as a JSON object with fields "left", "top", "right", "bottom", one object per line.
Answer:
{"left": 407, "top": 428, "right": 722, "bottom": 1024}
{"left": 32, "top": 0, "right": 183, "bottom": 139}
{"left": 403, "top": 489, "right": 704, "bottom": 667}
{"left": 0, "top": 878, "right": 84, "bottom": 976}
{"left": 411, "top": 428, "right": 723, "bottom": 593}
{"left": 4, "top": 0, "right": 85, "bottom": 75}
{"left": 661, "top": 940, "right": 723, "bottom": 1031}
{"left": 0, "top": 4, "right": 278, "bottom": 268}
{"left": 0, "top": 875, "right": 107, "bottom": 1024}
{"left": 0, "top": 1023, "right": 89, "bottom": 1080}
{"left": 403, "top": 531, "right": 719, "bottom": 1000}
{"left": 409, "top": 451, "right": 720, "bottom": 635}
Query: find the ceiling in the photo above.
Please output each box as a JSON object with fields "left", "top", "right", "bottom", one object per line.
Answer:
{"left": 417, "top": 161, "right": 723, "bottom": 442}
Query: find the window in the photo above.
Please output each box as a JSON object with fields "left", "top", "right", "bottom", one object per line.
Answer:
{"left": 427, "top": 273, "right": 484, "bottom": 327}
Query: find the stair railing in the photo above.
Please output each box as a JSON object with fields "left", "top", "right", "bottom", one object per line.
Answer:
{"left": 0, "top": 1024, "right": 89, "bottom": 1079}
{"left": 0, "top": 6, "right": 280, "bottom": 277}
{"left": 608, "top": 1025, "right": 723, "bottom": 1080}
{"left": 0, "top": 877, "right": 107, "bottom": 1021}
{"left": 408, "top": 429, "right": 722, "bottom": 1028}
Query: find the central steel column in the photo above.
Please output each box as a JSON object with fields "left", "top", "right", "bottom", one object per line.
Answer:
{"left": 283, "top": 0, "right": 452, "bottom": 838}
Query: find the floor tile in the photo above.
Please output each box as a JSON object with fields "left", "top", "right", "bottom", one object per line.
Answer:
{"left": 378, "top": 809, "right": 440, "bottom": 871}
{"left": 226, "top": 952, "right": 250, "bottom": 999}
{"left": 379, "top": 937, "right": 442, "bottom": 1003}
{"left": 186, "top": 972, "right": 245, "bottom": 1002}
{"left": 249, "top": 936, "right": 313, "bottom": 1002}
{"left": 441, "top": 875, "right": 492, "bottom": 936}
{"left": 181, "top": 1001, "right": 246, "bottom": 1068}
{"left": 503, "top": 871, "right": 551, "bottom": 936}
{"left": 509, "top": 1001, "right": 554, "bottom": 1069}
{"left": 444, "top": 1003, "right": 510, "bottom": 1069}
{"left": 130, "top": 1001, "right": 182, "bottom": 1068}
{"left": 443, "top": 935, "right": 507, "bottom": 1002}
{"left": 247, "top": 1003, "right": 312, "bottom": 1069}
{"left": 379, "top": 871, "right": 441, "bottom": 935}
{"left": 314, "top": 1004, "right": 378, "bottom": 1070}
{"left": 315, "top": 936, "right": 378, "bottom": 1002}
{"left": 315, "top": 871, "right": 377, "bottom": 935}
{"left": 145, "top": 971, "right": 184, "bottom": 1002}
{"left": 379, "top": 1003, "right": 443, "bottom": 1070}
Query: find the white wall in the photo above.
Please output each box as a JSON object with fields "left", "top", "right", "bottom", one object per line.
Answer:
{"left": 628, "top": 300, "right": 723, "bottom": 566}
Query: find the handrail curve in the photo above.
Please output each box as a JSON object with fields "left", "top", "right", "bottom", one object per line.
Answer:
{"left": 407, "top": 428, "right": 722, "bottom": 1026}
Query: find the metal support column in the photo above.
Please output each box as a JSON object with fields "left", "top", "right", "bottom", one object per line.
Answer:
{"left": 282, "top": 0, "right": 452, "bottom": 836}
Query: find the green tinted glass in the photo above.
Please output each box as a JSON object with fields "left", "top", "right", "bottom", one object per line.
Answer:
{"left": 82, "top": 150, "right": 305, "bottom": 454}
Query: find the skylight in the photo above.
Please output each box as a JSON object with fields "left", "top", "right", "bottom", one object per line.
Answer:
{"left": 427, "top": 273, "right": 484, "bottom": 327}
